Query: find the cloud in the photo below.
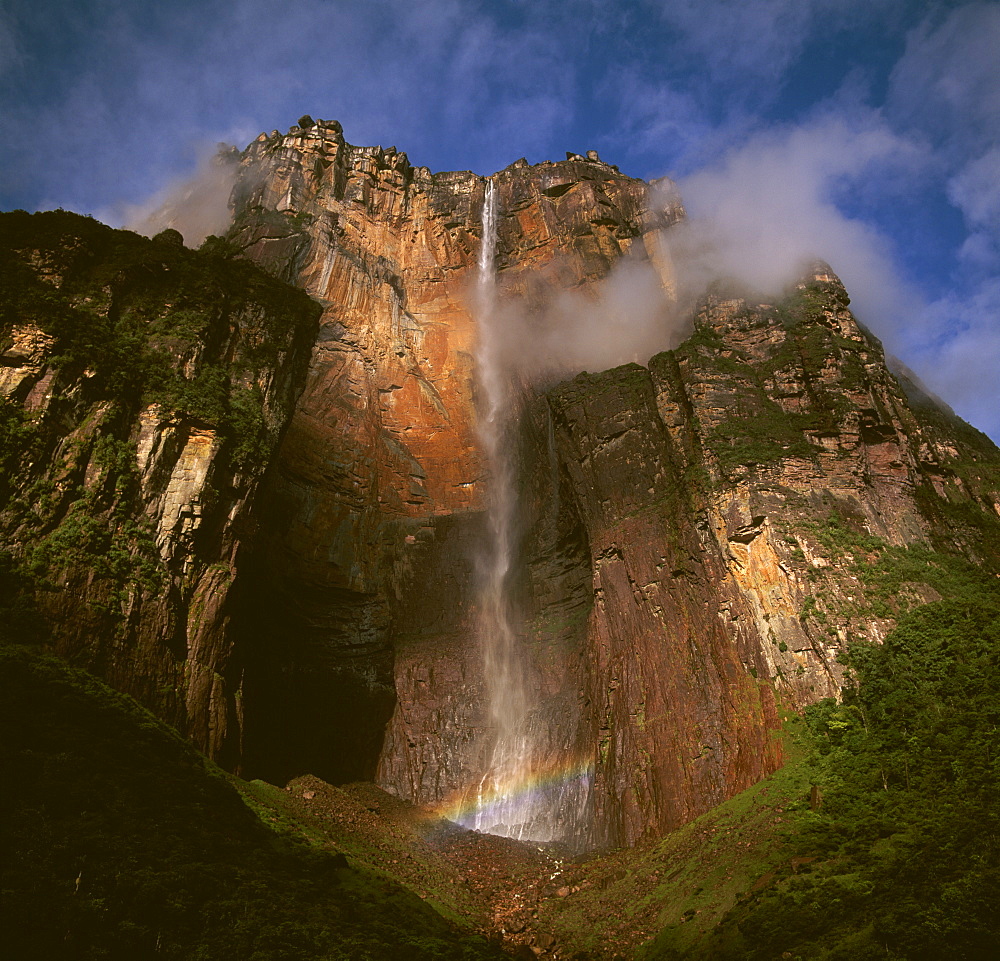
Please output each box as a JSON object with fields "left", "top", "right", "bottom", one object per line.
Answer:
{"left": 2, "top": 0, "right": 996, "bottom": 441}
{"left": 664, "top": 111, "right": 925, "bottom": 325}
{"left": 886, "top": 4, "right": 1000, "bottom": 272}
{"left": 879, "top": 2, "right": 1000, "bottom": 438}
{"left": 1, "top": 0, "right": 581, "bottom": 216}
{"left": 648, "top": 0, "right": 899, "bottom": 93}
{"left": 651, "top": 0, "right": 820, "bottom": 85}
{"left": 488, "top": 249, "right": 681, "bottom": 384}
{"left": 113, "top": 146, "right": 240, "bottom": 246}
{"left": 594, "top": 70, "right": 721, "bottom": 172}
{"left": 913, "top": 277, "right": 1000, "bottom": 441}
{"left": 888, "top": 2, "right": 1000, "bottom": 156}
{"left": 947, "top": 147, "right": 1000, "bottom": 267}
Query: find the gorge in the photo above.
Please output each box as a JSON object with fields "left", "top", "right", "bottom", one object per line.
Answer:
{"left": 3, "top": 118, "right": 999, "bottom": 959}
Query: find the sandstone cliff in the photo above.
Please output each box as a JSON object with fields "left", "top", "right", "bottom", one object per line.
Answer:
{"left": 0, "top": 211, "right": 319, "bottom": 765}
{"left": 5, "top": 120, "right": 998, "bottom": 852}
{"left": 224, "top": 120, "right": 1000, "bottom": 848}
{"left": 225, "top": 120, "right": 683, "bottom": 815}
{"left": 533, "top": 270, "right": 1000, "bottom": 844}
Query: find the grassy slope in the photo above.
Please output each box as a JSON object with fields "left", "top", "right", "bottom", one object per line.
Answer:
{"left": 0, "top": 633, "right": 827, "bottom": 961}
{"left": 525, "top": 726, "right": 817, "bottom": 959}
{"left": 236, "top": 775, "right": 497, "bottom": 932}
{"left": 0, "top": 645, "right": 504, "bottom": 961}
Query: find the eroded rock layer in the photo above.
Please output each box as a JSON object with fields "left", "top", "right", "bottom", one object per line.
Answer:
{"left": 0, "top": 211, "right": 319, "bottom": 764}
{"left": 227, "top": 120, "right": 682, "bottom": 814}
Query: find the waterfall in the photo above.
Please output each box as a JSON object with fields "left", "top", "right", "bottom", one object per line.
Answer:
{"left": 457, "top": 179, "right": 590, "bottom": 844}
{"left": 463, "top": 178, "right": 527, "bottom": 837}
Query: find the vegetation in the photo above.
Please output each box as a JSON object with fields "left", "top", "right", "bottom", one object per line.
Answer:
{"left": 0, "top": 210, "right": 320, "bottom": 630}
{"left": 665, "top": 591, "right": 1000, "bottom": 960}
{"left": 0, "top": 396, "right": 35, "bottom": 503}
{"left": 526, "top": 723, "right": 816, "bottom": 959}
{"left": 674, "top": 278, "right": 885, "bottom": 478}
{"left": 799, "top": 510, "right": 999, "bottom": 624}
{"left": 709, "top": 406, "right": 816, "bottom": 473}
{"left": 3, "top": 208, "right": 999, "bottom": 961}
{"left": 0, "top": 209, "right": 319, "bottom": 478}
{"left": 0, "top": 644, "right": 505, "bottom": 961}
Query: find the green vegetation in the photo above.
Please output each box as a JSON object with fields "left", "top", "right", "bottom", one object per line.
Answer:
{"left": 0, "top": 645, "right": 505, "bottom": 961}
{"left": 526, "top": 721, "right": 816, "bottom": 959}
{"left": 673, "top": 593, "right": 1000, "bottom": 960}
{"left": 0, "top": 209, "right": 320, "bottom": 477}
{"left": 676, "top": 279, "right": 887, "bottom": 479}
{"left": 0, "top": 210, "right": 320, "bottom": 630}
{"left": 709, "top": 406, "right": 816, "bottom": 473}
{"left": 234, "top": 778, "right": 492, "bottom": 931}
{"left": 800, "top": 510, "right": 999, "bottom": 622}
{"left": 22, "top": 433, "right": 164, "bottom": 618}
{"left": 0, "top": 396, "right": 36, "bottom": 503}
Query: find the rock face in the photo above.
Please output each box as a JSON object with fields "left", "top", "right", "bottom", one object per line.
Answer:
{"left": 5, "top": 122, "right": 999, "bottom": 852}
{"left": 227, "top": 120, "right": 683, "bottom": 812}
{"left": 224, "top": 121, "right": 1000, "bottom": 848}
{"left": 532, "top": 272, "right": 1000, "bottom": 844}
{"left": 0, "top": 211, "right": 319, "bottom": 765}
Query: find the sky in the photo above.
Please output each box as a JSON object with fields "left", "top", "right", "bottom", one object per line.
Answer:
{"left": 2, "top": 0, "right": 998, "bottom": 440}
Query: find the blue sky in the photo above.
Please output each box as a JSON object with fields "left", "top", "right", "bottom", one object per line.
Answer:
{"left": 2, "top": 0, "right": 998, "bottom": 440}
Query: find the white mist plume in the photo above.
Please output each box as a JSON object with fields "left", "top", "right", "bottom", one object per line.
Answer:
{"left": 665, "top": 113, "right": 922, "bottom": 317}
{"left": 491, "top": 247, "right": 683, "bottom": 383}
{"left": 120, "top": 147, "right": 240, "bottom": 247}
{"left": 482, "top": 112, "right": 926, "bottom": 388}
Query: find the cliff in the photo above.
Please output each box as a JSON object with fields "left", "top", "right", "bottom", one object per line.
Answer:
{"left": 535, "top": 270, "right": 1000, "bottom": 844}
{"left": 222, "top": 120, "right": 1000, "bottom": 848}
{"left": 3, "top": 120, "right": 998, "bottom": 853}
{"left": 0, "top": 210, "right": 319, "bottom": 765}
{"left": 225, "top": 120, "right": 682, "bottom": 815}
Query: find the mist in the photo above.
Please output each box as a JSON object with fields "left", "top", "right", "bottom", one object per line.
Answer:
{"left": 484, "top": 111, "right": 922, "bottom": 391}
{"left": 486, "top": 246, "right": 683, "bottom": 386}
{"left": 117, "top": 147, "right": 240, "bottom": 247}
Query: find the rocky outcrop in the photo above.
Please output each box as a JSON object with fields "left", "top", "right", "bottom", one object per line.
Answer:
{"left": 658, "top": 272, "right": 1000, "bottom": 707}
{"left": 0, "top": 211, "right": 318, "bottom": 764}
{"left": 228, "top": 120, "right": 681, "bottom": 792}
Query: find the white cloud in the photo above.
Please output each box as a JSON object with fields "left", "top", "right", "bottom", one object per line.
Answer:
{"left": 596, "top": 70, "right": 720, "bottom": 170}
{"left": 888, "top": 2, "right": 1000, "bottom": 155}
{"left": 910, "top": 277, "right": 1000, "bottom": 440}
{"left": 948, "top": 147, "right": 1000, "bottom": 266}
{"left": 640, "top": 100, "right": 1000, "bottom": 441}
{"left": 491, "top": 250, "right": 681, "bottom": 383}
{"left": 648, "top": 0, "right": 897, "bottom": 91}
{"left": 652, "top": 0, "right": 818, "bottom": 83}
{"left": 112, "top": 147, "right": 239, "bottom": 247}
{"left": 667, "top": 110, "right": 925, "bottom": 327}
{"left": 3, "top": 0, "right": 997, "bottom": 442}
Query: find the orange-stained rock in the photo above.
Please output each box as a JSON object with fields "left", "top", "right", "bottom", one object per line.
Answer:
{"left": 229, "top": 122, "right": 682, "bottom": 806}
{"left": 228, "top": 123, "right": 1000, "bottom": 850}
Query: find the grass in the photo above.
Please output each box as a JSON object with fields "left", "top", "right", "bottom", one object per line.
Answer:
{"left": 797, "top": 510, "right": 1000, "bottom": 624}
{"left": 0, "top": 644, "right": 505, "bottom": 961}
{"left": 531, "top": 719, "right": 818, "bottom": 959}
{"left": 230, "top": 775, "right": 493, "bottom": 932}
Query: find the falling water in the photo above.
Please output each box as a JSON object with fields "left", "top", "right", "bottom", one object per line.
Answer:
{"left": 464, "top": 178, "right": 529, "bottom": 837}
{"left": 458, "top": 179, "right": 591, "bottom": 844}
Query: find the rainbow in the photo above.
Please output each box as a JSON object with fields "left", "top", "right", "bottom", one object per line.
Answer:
{"left": 430, "top": 753, "right": 594, "bottom": 836}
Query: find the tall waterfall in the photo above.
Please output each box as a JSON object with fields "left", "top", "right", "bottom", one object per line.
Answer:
{"left": 457, "top": 179, "right": 590, "bottom": 844}
{"left": 464, "top": 178, "right": 529, "bottom": 837}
